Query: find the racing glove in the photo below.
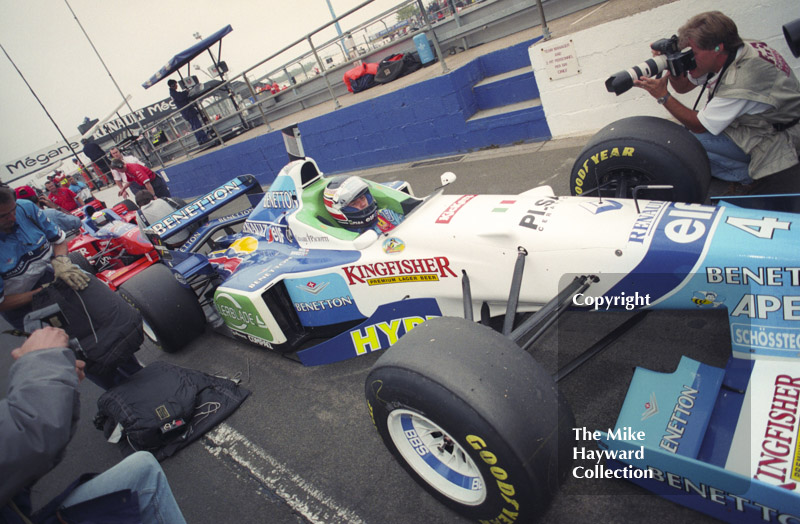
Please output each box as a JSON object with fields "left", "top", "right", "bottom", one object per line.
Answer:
{"left": 52, "top": 255, "right": 91, "bottom": 291}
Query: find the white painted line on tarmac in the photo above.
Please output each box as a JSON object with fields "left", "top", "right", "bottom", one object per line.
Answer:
{"left": 203, "top": 423, "right": 365, "bottom": 524}
{"left": 571, "top": 2, "right": 608, "bottom": 25}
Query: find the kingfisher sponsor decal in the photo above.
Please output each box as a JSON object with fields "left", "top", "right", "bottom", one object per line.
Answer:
{"left": 752, "top": 373, "right": 800, "bottom": 490}
{"left": 726, "top": 362, "right": 800, "bottom": 494}
{"left": 342, "top": 256, "right": 457, "bottom": 286}
{"left": 436, "top": 195, "right": 476, "bottom": 224}
{"left": 382, "top": 237, "right": 405, "bottom": 254}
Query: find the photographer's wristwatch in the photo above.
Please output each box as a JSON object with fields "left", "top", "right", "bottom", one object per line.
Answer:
{"left": 657, "top": 92, "right": 671, "bottom": 105}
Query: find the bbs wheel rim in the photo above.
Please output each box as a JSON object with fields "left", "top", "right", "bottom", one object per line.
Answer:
{"left": 141, "top": 318, "right": 158, "bottom": 345}
{"left": 387, "top": 409, "right": 486, "bottom": 505}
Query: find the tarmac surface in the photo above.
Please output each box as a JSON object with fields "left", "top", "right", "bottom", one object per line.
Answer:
{"left": 3, "top": 1, "right": 798, "bottom": 523}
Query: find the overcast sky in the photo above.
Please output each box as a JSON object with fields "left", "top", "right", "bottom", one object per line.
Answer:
{"left": 0, "top": 0, "right": 405, "bottom": 163}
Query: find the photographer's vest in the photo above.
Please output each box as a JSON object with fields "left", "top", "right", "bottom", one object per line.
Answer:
{"left": 715, "top": 41, "right": 800, "bottom": 179}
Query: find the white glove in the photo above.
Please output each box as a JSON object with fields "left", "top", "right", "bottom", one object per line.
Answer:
{"left": 52, "top": 256, "right": 91, "bottom": 291}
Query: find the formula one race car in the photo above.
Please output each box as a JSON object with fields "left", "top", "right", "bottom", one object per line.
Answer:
{"left": 67, "top": 201, "right": 162, "bottom": 291}
{"left": 120, "top": 116, "right": 799, "bottom": 523}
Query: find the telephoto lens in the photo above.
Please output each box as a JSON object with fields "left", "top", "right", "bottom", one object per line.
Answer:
{"left": 605, "top": 55, "right": 668, "bottom": 95}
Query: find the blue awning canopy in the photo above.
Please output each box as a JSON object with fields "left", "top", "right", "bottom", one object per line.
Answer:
{"left": 142, "top": 25, "right": 233, "bottom": 89}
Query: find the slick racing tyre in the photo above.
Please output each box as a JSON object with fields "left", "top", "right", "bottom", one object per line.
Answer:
{"left": 365, "top": 317, "right": 574, "bottom": 523}
{"left": 570, "top": 116, "right": 710, "bottom": 203}
{"left": 119, "top": 199, "right": 138, "bottom": 211}
{"left": 118, "top": 264, "right": 205, "bottom": 352}
{"left": 68, "top": 251, "right": 96, "bottom": 275}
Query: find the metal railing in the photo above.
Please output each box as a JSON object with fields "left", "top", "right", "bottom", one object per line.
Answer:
{"left": 133, "top": 0, "right": 543, "bottom": 167}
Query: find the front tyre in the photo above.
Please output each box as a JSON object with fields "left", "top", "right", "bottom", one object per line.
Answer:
{"left": 118, "top": 264, "right": 205, "bottom": 352}
{"left": 570, "top": 116, "right": 710, "bottom": 202}
{"left": 366, "top": 317, "right": 574, "bottom": 522}
{"left": 68, "top": 251, "right": 96, "bottom": 275}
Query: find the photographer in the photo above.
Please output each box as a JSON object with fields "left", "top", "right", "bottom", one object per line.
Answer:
{"left": 634, "top": 11, "right": 800, "bottom": 193}
{"left": 0, "top": 327, "right": 186, "bottom": 523}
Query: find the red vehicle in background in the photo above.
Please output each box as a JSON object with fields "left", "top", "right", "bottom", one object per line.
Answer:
{"left": 68, "top": 201, "right": 160, "bottom": 291}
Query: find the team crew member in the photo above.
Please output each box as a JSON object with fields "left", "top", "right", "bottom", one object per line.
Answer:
{"left": 14, "top": 186, "right": 82, "bottom": 234}
{"left": 168, "top": 78, "right": 209, "bottom": 144}
{"left": 108, "top": 147, "right": 146, "bottom": 198}
{"left": 635, "top": 11, "right": 800, "bottom": 191}
{"left": 44, "top": 178, "right": 83, "bottom": 212}
{"left": 110, "top": 159, "right": 171, "bottom": 198}
{"left": 0, "top": 186, "right": 89, "bottom": 329}
{"left": 323, "top": 176, "right": 404, "bottom": 233}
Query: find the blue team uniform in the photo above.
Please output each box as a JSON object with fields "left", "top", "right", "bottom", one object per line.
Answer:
{"left": 0, "top": 199, "right": 65, "bottom": 327}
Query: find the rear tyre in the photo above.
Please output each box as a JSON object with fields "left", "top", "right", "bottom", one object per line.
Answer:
{"left": 118, "top": 264, "right": 205, "bottom": 352}
{"left": 366, "top": 317, "right": 574, "bottom": 522}
{"left": 570, "top": 116, "right": 710, "bottom": 203}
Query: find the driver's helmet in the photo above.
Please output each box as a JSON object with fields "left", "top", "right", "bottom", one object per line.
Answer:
{"left": 90, "top": 210, "right": 110, "bottom": 227}
{"left": 323, "top": 176, "right": 378, "bottom": 229}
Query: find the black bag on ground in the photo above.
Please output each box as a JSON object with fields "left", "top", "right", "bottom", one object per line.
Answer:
{"left": 31, "top": 276, "right": 143, "bottom": 378}
{"left": 94, "top": 361, "right": 251, "bottom": 460}
{"left": 374, "top": 53, "right": 422, "bottom": 84}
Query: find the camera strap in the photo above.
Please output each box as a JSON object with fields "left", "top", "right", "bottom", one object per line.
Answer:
{"left": 693, "top": 48, "right": 739, "bottom": 110}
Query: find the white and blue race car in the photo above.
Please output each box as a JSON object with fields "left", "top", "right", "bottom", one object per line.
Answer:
{"left": 120, "top": 116, "right": 800, "bottom": 523}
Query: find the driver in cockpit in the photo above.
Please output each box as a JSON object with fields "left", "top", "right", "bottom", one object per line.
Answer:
{"left": 323, "top": 176, "right": 404, "bottom": 234}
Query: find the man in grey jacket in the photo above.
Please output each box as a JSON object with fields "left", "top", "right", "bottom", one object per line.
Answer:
{"left": 635, "top": 11, "right": 800, "bottom": 191}
{"left": 0, "top": 327, "right": 186, "bottom": 523}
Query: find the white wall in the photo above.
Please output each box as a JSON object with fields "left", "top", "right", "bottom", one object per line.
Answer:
{"left": 529, "top": 0, "right": 800, "bottom": 137}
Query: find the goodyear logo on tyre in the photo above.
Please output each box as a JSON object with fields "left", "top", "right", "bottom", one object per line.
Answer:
{"left": 574, "top": 147, "right": 635, "bottom": 195}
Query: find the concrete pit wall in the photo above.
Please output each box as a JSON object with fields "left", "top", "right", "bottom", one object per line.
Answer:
{"left": 529, "top": 0, "right": 800, "bottom": 138}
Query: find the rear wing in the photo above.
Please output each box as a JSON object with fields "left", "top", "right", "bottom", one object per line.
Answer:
{"left": 141, "top": 175, "right": 261, "bottom": 246}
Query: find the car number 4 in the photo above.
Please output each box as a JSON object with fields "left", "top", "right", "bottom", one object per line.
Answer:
{"left": 725, "top": 216, "right": 791, "bottom": 239}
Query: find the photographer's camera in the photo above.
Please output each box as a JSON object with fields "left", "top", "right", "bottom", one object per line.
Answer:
{"left": 605, "top": 35, "right": 696, "bottom": 95}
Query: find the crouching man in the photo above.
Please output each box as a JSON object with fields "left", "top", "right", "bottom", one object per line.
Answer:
{"left": 0, "top": 185, "right": 143, "bottom": 388}
{"left": 0, "top": 327, "right": 187, "bottom": 523}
